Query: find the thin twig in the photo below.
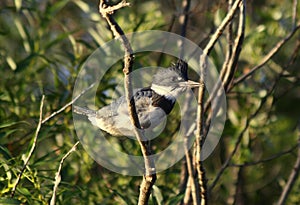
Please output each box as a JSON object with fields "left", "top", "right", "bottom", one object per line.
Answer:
{"left": 42, "top": 82, "right": 95, "bottom": 124}
{"left": 99, "top": 1, "right": 156, "bottom": 204}
{"left": 222, "top": 0, "right": 245, "bottom": 91}
{"left": 185, "top": 136, "right": 200, "bottom": 204}
{"left": 232, "top": 22, "right": 300, "bottom": 88}
{"left": 204, "top": 0, "right": 245, "bottom": 114}
{"left": 209, "top": 50, "right": 293, "bottom": 192}
{"left": 220, "top": 0, "right": 234, "bottom": 80}
{"left": 194, "top": 1, "right": 242, "bottom": 200}
{"left": 50, "top": 141, "right": 80, "bottom": 205}
{"left": 230, "top": 144, "right": 298, "bottom": 167}
{"left": 203, "top": 0, "right": 245, "bottom": 136}
{"left": 208, "top": 116, "right": 249, "bottom": 192}
{"left": 11, "top": 95, "right": 45, "bottom": 197}
{"left": 277, "top": 132, "right": 300, "bottom": 205}
{"left": 292, "top": 0, "right": 298, "bottom": 29}
{"left": 203, "top": 0, "right": 242, "bottom": 55}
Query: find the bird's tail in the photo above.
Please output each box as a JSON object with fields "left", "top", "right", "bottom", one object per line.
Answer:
{"left": 73, "top": 105, "right": 96, "bottom": 117}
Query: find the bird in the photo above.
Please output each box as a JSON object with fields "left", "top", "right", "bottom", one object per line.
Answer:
{"left": 73, "top": 59, "right": 200, "bottom": 138}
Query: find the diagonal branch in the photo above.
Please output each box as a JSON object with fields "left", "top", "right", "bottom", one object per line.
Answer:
{"left": 277, "top": 126, "right": 300, "bottom": 205}
{"left": 209, "top": 40, "right": 299, "bottom": 191}
{"left": 203, "top": 0, "right": 242, "bottom": 56}
{"left": 50, "top": 141, "right": 80, "bottom": 205}
{"left": 230, "top": 144, "right": 298, "bottom": 167}
{"left": 232, "top": 22, "right": 300, "bottom": 88}
{"left": 11, "top": 95, "right": 45, "bottom": 197}
{"left": 43, "top": 82, "right": 95, "bottom": 124}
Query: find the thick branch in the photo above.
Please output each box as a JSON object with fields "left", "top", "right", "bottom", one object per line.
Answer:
{"left": 99, "top": 1, "right": 156, "bottom": 204}
{"left": 195, "top": 63, "right": 207, "bottom": 205}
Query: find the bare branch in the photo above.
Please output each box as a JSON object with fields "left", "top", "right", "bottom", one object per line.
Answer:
{"left": 42, "top": 83, "right": 95, "bottom": 124}
{"left": 99, "top": 1, "right": 156, "bottom": 204}
{"left": 50, "top": 141, "right": 80, "bottom": 205}
{"left": 185, "top": 136, "right": 200, "bottom": 204}
{"left": 203, "top": 0, "right": 242, "bottom": 55}
{"left": 230, "top": 144, "right": 298, "bottom": 167}
{"left": 11, "top": 95, "right": 45, "bottom": 197}
{"left": 277, "top": 130, "right": 300, "bottom": 205}
{"left": 232, "top": 22, "right": 300, "bottom": 87}
{"left": 209, "top": 47, "right": 295, "bottom": 191}
{"left": 195, "top": 66, "right": 207, "bottom": 204}
{"left": 203, "top": 0, "right": 245, "bottom": 129}
{"left": 221, "top": 0, "right": 245, "bottom": 91}
{"left": 177, "top": 1, "right": 201, "bottom": 203}
{"left": 183, "top": 177, "right": 192, "bottom": 204}
{"left": 220, "top": 0, "right": 234, "bottom": 80}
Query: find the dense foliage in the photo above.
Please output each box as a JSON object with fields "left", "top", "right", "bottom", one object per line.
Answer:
{"left": 0, "top": 0, "right": 300, "bottom": 204}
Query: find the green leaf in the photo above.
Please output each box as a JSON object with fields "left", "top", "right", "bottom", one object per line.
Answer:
{"left": 152, "top": 185, "right": 163, "bottom": 205}
{"left": 0, "top": 197, "right": 22, "bottom": 204}
{"left": 0, "top": 145, "right": 12, "bottom": 160}
{"left": 17, "top": 187, "right": 31, "bottom": 196}
{"left": 0, "top": 121, "right": 29, "bottom": 129}
{"left": 167, "top": 193, "right": 184, "bottom": 205}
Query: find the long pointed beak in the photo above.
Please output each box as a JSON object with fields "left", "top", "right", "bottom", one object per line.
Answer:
{"left": 179, "top": 80, "right": 202, "bottom": 88}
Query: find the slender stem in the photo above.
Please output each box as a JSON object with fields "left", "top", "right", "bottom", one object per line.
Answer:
{"left": 277, "top": 135, "right": 300, "bottom": 205}
{"left": 222, "top": 0, "right": 245, "bottom": 91}
{"left": 185, "top": 136, "right": 200, "bottom": 204}
{"left": 43, "top": 83, "right": 95, "bottom": 124}
{"left": 203, "top": 0, "right": 242, "bottom": 56}
{"left": 10, "top": 74, "right": 96, "bottom": 197}
{"left": 11, "top": 95, "right": 45, "bottom": 197}
{"left": 233, "top": 22, "right": 300, "bottom": 88}
{"left": 50, "top": 141, "right": 80, "bottom": 205}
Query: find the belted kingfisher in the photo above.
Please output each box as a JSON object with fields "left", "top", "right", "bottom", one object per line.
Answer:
{"left": 73, "top": 60, "right": 200, "bottom": 137}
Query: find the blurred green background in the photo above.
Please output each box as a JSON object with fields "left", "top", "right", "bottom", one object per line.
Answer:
{"left": 0, "top": 0, "right": 300, "bottom": 204}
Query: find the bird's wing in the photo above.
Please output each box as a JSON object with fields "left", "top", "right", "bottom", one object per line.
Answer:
{"left": 133, "top": 87, "right": 173, "bottom": 129}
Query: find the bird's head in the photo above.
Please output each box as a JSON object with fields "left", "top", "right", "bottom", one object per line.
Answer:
{"left": 151, "top": 60, "right": 201, "bottom": 99}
